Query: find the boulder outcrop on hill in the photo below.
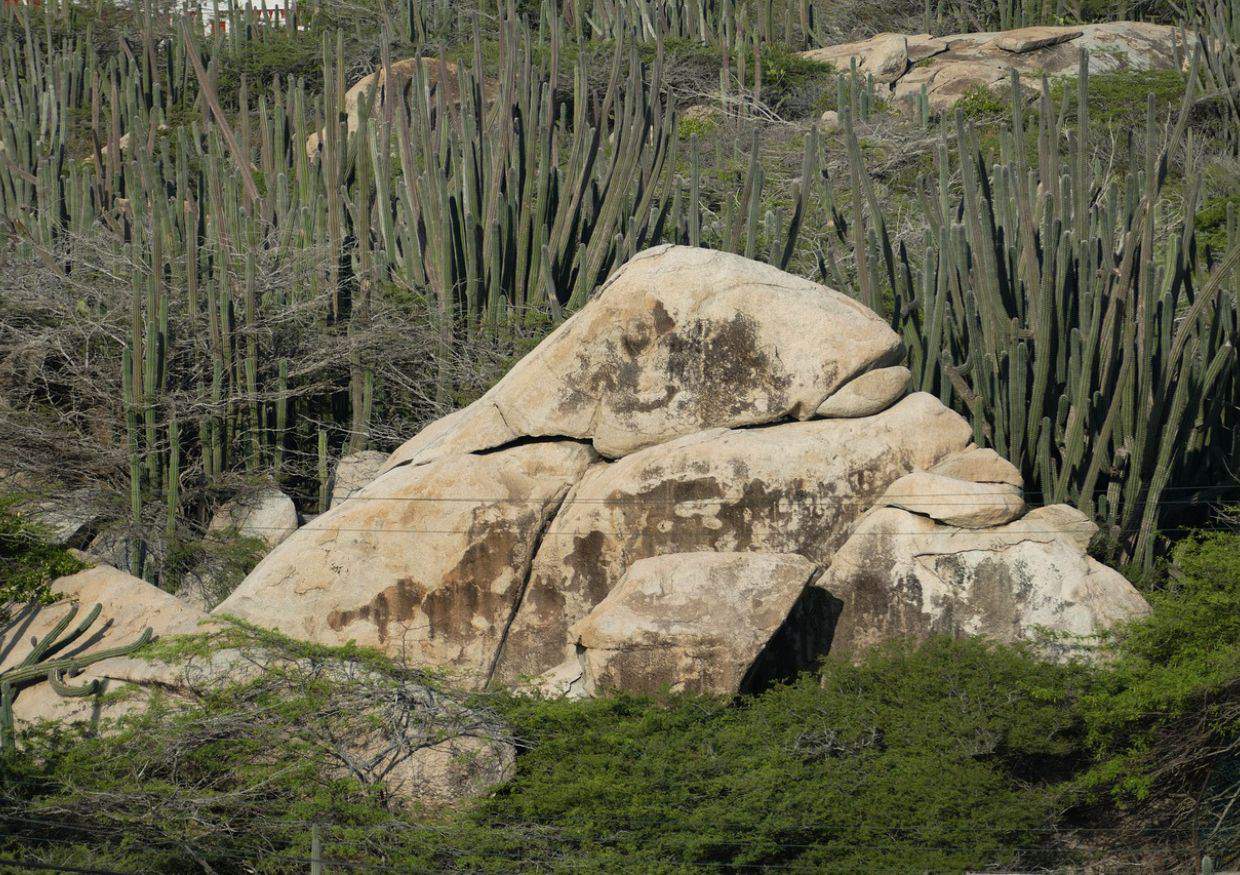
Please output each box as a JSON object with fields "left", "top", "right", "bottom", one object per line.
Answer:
{"left": 211, "top": 245, "right": 1149, "bottom": 695}
{"left": 800, "top": 22, "right": 1186, "bottom": 111}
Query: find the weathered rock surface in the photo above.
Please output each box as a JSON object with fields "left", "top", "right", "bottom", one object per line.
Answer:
{"left": 208, "top": 487, "right": 299, "bottom": 549}
{"left": 214, "top": 441, "right": 597, "bottom": 687}
{"left": 928, "top": 446, "right": 1023, "bottom": 487}
{"left": 2, "top": 564, "right": 209, "bottom": 725}
{"left": 3, "top": 577, "right": 514, "bottom": 806}
{"left": 536, "top": 552, "right": 826, "bottom": 697}
{"left": 493, "top": 393, "right": 973, "bottom": 684}
{"left": 382, "top": 245, "right": 904, "bottom": 468}
{"left": 814, "top": 366, "right": 910, "bottom": 418}
{"left": 819, "top": 505, "right": 1151, "bottom": 660}
{"left": 331, "top": 450, "right": 390, "bottom": 508}
{"left": 802, "top": 22, "right": 1186, "bottom": 111}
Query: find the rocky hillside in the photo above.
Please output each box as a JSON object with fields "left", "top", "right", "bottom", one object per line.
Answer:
{"left": 1, "top": 0, "right": 1238, "bottom": 870}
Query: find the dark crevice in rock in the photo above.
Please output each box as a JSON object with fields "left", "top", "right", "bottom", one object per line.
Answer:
{"left": 481, "top": 486, "right": 575, "bottom": 690}
{"left": 473, "top": 434, "right": 592, "bottom": 457}
{"left": 739, "top": 574, "right": 841, "bottom": 695}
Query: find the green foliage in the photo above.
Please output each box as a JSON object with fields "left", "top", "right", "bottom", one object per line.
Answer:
{"left": 483, "top": 638, "right": 1087, "bottom": 872}
{"left": 5, "top": 546, "right": 1240, "bottom": 871}
{"left": 212, "top": 30, "right": 325, "bottom": 106}
{"left": 956, "top": 84, "right": 1011, "bottom": 121}
{"left": 0, "top": 501, "right": 84, "bottom": 610}
{"left": 1082, "top": 532, "right": 1240, "bottom": 794}
{"left": 1, "top": 633, "right": 1092, "bottom": 872}
{"left": 1051, "top": 69, "right": 1189, "bottom": 127}
{"left": 1196, "top": 194, "right": 1239, "bottom": 254}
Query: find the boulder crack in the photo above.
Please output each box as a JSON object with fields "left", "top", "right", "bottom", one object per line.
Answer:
{"left": 481, "top": 483, "right": 574, "bottom": 689}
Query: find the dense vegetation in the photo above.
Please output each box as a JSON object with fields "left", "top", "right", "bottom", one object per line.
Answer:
{"left": 0, "top": 0, "right": 1236, "bottom": 589}
{"left": 1, "top": 529, "right": 1236, "bottom": 871}
{"left": 0, "top": 0, "right": 1237, "bottom": 870}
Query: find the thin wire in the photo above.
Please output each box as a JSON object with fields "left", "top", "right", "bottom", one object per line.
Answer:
{"left": 0, "top": 855, "right": 136, "bottom": 875}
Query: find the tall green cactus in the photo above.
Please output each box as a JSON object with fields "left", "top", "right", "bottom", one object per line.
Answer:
{"left": 827, "top": 57, "right": 1240, "bottom": 566}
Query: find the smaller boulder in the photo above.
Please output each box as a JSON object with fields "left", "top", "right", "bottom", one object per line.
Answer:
{"left": 208, "top": 487, "right": 298, "bottom": 549}
{"left": 536, "top": 552, "right": 827, "bottom": 697}
{"left": 880, "top": 470, "right": 1025, "bottom": 528}
{"left": 928, "top": 446, "right": 1023, "bottom": 487}
{"left": 814, "top": 366, "right": 910, "bottom": 418}
{"left": 2, "top": 564, "right": 210, "bottom": 726}
{"left": 819, "top": 505, "right": 1150, "bottom": 661}
{"left": 992, "top": 26, "right": 1083, "bottom": 53}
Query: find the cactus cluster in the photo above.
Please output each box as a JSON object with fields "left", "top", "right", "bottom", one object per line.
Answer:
{"left": 822, "top": 57, "right": 1239, "bottom": 565}
{"left": 0, "top": 0, "right": 1235, "bottom": 574}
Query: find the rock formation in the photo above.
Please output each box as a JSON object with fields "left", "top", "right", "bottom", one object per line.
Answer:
{"left": 330, "top": 450, "right": 389, "bottom": 508}
{"left": 207, "top": 486, "right": 299, "bottom": 549}
{"left": 2, "top": 563, "right": 514, "bottom": 807}
{"left": 210, "top": 245, "right": 1150, "bottom": 695}
{"left": 536, "top": 552, "right": 828, "bottom": 698}
{"left": 800, "top": 22, "right": 1186, "bottom": 111}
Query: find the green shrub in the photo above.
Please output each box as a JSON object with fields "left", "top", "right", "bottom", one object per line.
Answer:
{"left": 1196, "top": 194, "right": 1239, "bottom": 255}
{"left": 1079, "top": 532, "right": 1240, "bottom": 862}
{"left": 0, "top": 500, "right": 84, "bottom": 610}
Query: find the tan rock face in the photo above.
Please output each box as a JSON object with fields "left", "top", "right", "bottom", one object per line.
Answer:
{"left": 806, "top": 22, "right": 1186, "bottom": 112}
{"left": 3, "top": 564, "right": 210, "bottom": 726}
{"left": 383, "top": 245, "right": 903, "bottom": 469}
{"left": 330, "top": 450, "right": 389, "bottom": 508}
{"left": 928, "top": 446, "right": 1023, "bottom": 487}
{"left": 214, "top": 441, "right": 597, "bottom": 687}
{"left": 492, "top": 393, "right": 973, "bottom": 684}
{"left": 198, "top": 246, "right": 1145, "bottom": 696}
{"left": 814, "top": 366, "right": 910, "bottom": 418}
{"left": 537, "top": 552, "right": 825, "bottom": 697}
{"left": 994, "top": 26, "right": 1083, "bottom": 53}
{"left": 819, "top": 505, "right": 1150, "bottom": 661}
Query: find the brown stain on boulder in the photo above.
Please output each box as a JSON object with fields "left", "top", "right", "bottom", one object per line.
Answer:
{"left": 327, "top": 577, "right": 428, "bottom": 643}
{"left": 325, "top": 513, "right": 532, "bottom": 655}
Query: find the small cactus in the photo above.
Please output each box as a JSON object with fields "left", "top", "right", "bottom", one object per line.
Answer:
{"left": 0, "top": 602, "right": 152, "bottom": 749}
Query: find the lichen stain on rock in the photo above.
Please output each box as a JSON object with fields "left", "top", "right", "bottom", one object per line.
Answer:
{"left": 563, "top": 529, "right": 613, "bottom": 606}
{"left": 661, "top": 313, "right": 792, "bottom": 419}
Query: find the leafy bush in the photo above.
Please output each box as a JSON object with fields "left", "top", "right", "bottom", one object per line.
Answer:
{"left": 0, "top": 500, "right": 84, "bottom": 610}
{"left": 1077, "top": 532, "right": 1240, "bottom": 861}
{"left": 5, "top": 531, "right": 1239, "bottom": 872}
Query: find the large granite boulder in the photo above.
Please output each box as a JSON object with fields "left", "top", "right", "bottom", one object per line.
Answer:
{"left": 801, "top": 22, "right": 1186, "bottom": 112}
{"left": 492, "top": 392, "right": 972, "bottom": 684}
{"left": 536, "top": 552, "right": 828, "bottom": 697}
{"left": 215, "top": 441, "right": 597, "bottom": 688}
{"left": 382, "top": 245, "right": 904, "bottom": 468}
{"left": 208, "top": 246, "right": 1148, "bottom": 697}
